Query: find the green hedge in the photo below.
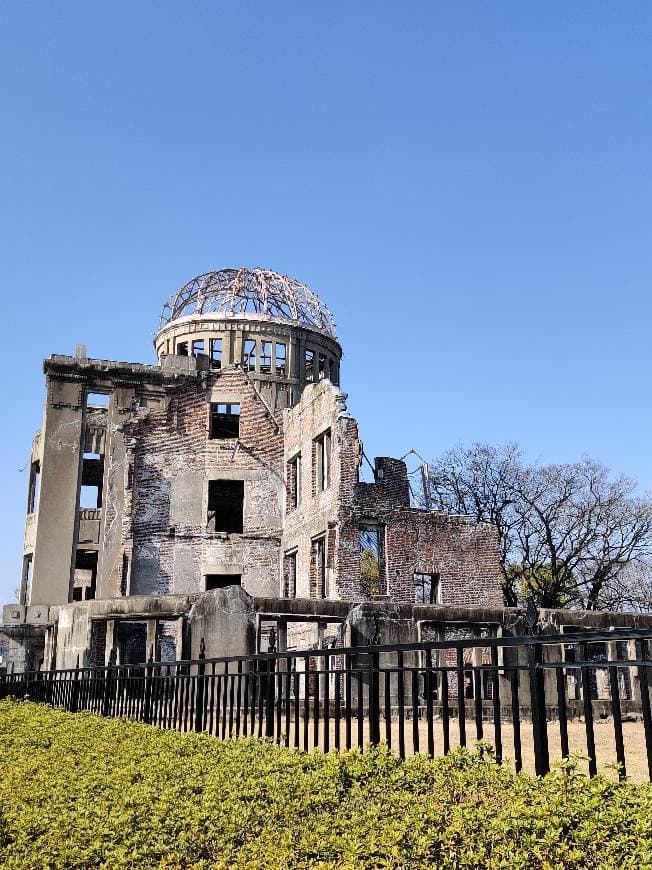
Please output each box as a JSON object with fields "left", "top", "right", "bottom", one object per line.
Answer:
{"left": 1, "top": 700, "right": 651, "bottom": 868}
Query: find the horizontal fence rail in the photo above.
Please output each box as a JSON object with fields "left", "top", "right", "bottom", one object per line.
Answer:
{"left": 2, "top": 630, "right": 652, "bottom": 780}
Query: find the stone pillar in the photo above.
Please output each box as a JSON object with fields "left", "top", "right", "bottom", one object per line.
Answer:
{"left": 105, "top": 619, "right": 116, "bottom": 665}
{"left": 146, "top": 619, "right": 158, "bottom": 661}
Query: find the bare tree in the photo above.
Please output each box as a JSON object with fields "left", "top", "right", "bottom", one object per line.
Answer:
{"left": 429, "top": 444, "right": 652, "bottom": 611}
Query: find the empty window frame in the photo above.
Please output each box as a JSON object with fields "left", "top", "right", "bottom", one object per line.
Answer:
{"left": 205, "top": 574, "right": 241, "bottom": 591}
{"left": 209, "top": 403, "right": 240, "bottom": 439}
{"left": 283, "top": 551, "right": 297, "bottom": 598}
{"left": 207, "top": 480, "right": 244, "bottom": 534}
{"left": 287, "top": 453, "right": 301, "bottom": 510}
{"left": 72, "top": 551, "right": 97, "bottom": 602}
{"left": 414, "top": 572, "right": 440, "bottom": 605}
{"left": 21, "top": 555, "right": 33, "bottom": 605}
{"left": 176, "top": 341, "right": 189, "bottom": 356}
{"left": 260, "top": 341, "right": 272, "bottom": 374}
{"left": 27, "top": 461, "right": 40, "bottom": 514}
{"left": 242, "top": 339, "right": 257, "bottom": 372}
{"left": 305, "top": 349, "right": 314, "bottom": 381}
{"left": 80, "top": 485, "right": 101, "bottom": 509}
{"left": 191, "top": 339, "right": 205, "bottom": 357}
{"left": 275, "top": 342, "right": 287, "bottom": 376}
{"left": 312, "top": 536, "right": 327, "bottom": 598}
{"left": 314, "top": 429, "right": 331, "bottom": 492}
{"left": 209, "top": 338, "right": 222, "bottom": 369}
{"left": 360, "top": 524, "right": 384, "bottom": 595}
{"left": 318, "top": 353, "right": 327, "bottom": 380}
{"left": 86, "top": 392, "right": 109, "bottom": 408}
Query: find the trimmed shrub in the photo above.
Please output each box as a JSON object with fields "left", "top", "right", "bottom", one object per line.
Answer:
{"left": 0, "top": 700, "right": 651, "bottom": 868}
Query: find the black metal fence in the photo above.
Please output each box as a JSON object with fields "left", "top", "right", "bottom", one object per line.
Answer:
{"left": 2, "top": 629, "right": 652, "bottom": 780}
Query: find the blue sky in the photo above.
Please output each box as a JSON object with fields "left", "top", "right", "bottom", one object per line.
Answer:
{"left": 0, "top": 2, "right": 651, "bottom": 601}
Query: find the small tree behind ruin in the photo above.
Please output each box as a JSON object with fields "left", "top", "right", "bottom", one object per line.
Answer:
{"left": 428, "top": 443, "right": 652, "bottom": 610}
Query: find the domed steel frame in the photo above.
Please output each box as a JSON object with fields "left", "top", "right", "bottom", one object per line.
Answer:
{"left": 159, "top": 268, "right": 337, "bottom": 338}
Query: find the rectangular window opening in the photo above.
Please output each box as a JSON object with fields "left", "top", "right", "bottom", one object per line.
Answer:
{"left": 305, "top": 349, "right": 314, "bottom": 381}
{"left": 176, "top": 341, "right": 188, "bottom": 356}
{"left": 209, "top": 403, "right": 240, "bottom": 439}
{"left": 210, "top": 338, "right": 222, "bottom": 369}
{"left": 191, "top": 339, "right": 205, "bottom": 357}
{"left": 260, "top": 341, "right": 272, "bottom": 374}
{"left": 86, "top": 392, "right": 109, "bottom": 408}
{"left": 208, "top": 480, "right": 244, "bottom": 534}
{"left": 27, "top": 461, "right": 40, "bottom": 514}
{"left": 275, "top": 343, "right": 287, "bottom": 376}
{"left": 283, "top": 551, "right": 297, "bottom": 598}
{"left": 22, "top": 555, "right": 33, "bottom": 605}
{"left": 80, "top": 484, "right": 101, "bottom": 509}
{"left": 414, "top": 572, "right": 440, "bottom": 605}
{"left": 205, "top": 574, "right": 242, "bottom": 591}
{"left": 312, "top": 536, "right": 327, "bottom": 598}
{"left": 73, "top": 550, "right": 98, "bottom": 602}
{"left": 287, "top": 453, "right": 302, "bottom": 510}
{"left": 314, "top": 429, "right": 331, "bottom": 492}
{"left": 243, "top": 339, "right": 256, "bottom": 372}
{"left": 360, "top": 525, "right": 384, "bottom": 595}
{"left": 318, "top": 353, "right": 327, "bottom": 380}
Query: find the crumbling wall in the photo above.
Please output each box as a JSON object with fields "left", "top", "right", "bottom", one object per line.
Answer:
{"left": 125, "top": 366, "right": 284, "bottom": 598}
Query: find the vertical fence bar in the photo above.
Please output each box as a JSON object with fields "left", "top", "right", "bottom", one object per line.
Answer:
{"left": 396, "top": 650, "right": 405, "bottom": 759}
{"left": 334, "top": 668, "right": 341, "bottom": 751}
{"left": 345, "top": 652, "right": 352, "bottom": 751}
{"left": 579, "top": 641, "right": 597, "bottom": 778}
{"left": 265, "top": 656, "right": 275, "bottom": 739}
{"left": 424, "top": 649, "right": 434, "bottom": 758}
{"left": 510, "top": 667, "right": 522, "bottom": 773}
{"left": 283, "top": 658, "right": 291, "bottom": 748}
{"left": 384, "top": 668, "right": 392, "bottom": 749}
{"left": 303, "top": 656, "right": 310, "bottom": 752}
{"left": 441, "top": 669, "right": 450, "bottom": 756}
{"left": 474, "top": 663, "right": 483, "bottom": 741}
{"left": 369, "top": 650, "right": 380, "bottom": 747}
{"left": 313, "top": 662, "right": 320, "bottom": 750}
{"left": 608, "top": 664, "right": 626, "bottom": 781}
{"left": 293, "top": 668, "right": 300, "bottom": 749}
{"left": 529, "top": 642, "right": 550, "bottom": 777}
{"left": 490, "top": 645, "right": 502, "bottom": 765}
{"left": 456, "top": 647, "right": 466, "bottom": 748}
{"left": 194, "top": 641, "right": 206, "bottom": 733}
{"left": 555, "top": 665, "right": 569, "bottom": 760}
{"left": 356, "top": 668, "right": 364, "bottom": 751}
{"left": 411, "top": 663, "right": 420, "bottom": 755}
{"left": 323, "top": 652, "right": 330, "bottom": 753}
{"left": 636, "top": 639, "right": 652, "bottom": 782}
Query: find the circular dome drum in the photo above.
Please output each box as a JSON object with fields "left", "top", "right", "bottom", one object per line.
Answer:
{"left": 159, "top": 267, "right": 337, "bottom": 338}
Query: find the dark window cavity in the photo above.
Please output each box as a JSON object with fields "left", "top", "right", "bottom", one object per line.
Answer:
{"left": 205, "top": 574, "right": 241, "bottom": 591}
{"left": 209, "top": 403, "right": 240, "bottom": 439}
{"left": 314, "top": 429, "right": 331, "bottom": 492}
{"left": 27, "top": 461, "right": 40, "bottom": 514}
{"left": 360, "top": 524, "right": 384, "bottom": 595}
{"left": 176, "top": 341, "right": 188, "bottom": 356}
{"left": 208, "top": 480, "right": 244, "bottom": 534}
{"left": 283, "top": 551, "right": 297, "bottom": 598}
{"left": 305, "top": 349, "right": 314, "bottom": 381}
{"left": 275, "top": 342, "right": 286, "bottom": 375}
{"left": 260, "top": 341, "right": 272, "bottom": 374}
{"left": 312, "top": 536, "right": 327, "bottom": 598}
{"left": 210, "top": 338, "right": 222, "bottom": 369}
{"left": 414, "top": 572, "right": 440, "bottom": 604}
{"left": 287, "top": 453, "right": 301, "bottom": 510}
{"left": 243, "top": 339, "right": 256, "bottom": 372}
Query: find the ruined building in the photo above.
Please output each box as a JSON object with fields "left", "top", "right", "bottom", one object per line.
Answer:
{"left": 2, "top": 267, "right": 592, "bottom": 673}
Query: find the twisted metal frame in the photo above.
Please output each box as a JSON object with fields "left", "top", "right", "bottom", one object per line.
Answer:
{"left": 159, "top": 268, "right": 337, "bottom": 337}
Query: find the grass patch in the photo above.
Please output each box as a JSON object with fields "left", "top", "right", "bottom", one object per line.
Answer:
{"left": 1, "top": 699, "right": 651, "bottom": 868}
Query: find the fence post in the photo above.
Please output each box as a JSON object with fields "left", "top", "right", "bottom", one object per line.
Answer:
{"left": 194, "top": 639, "right": 206, "bottom": 733}
{"left": 102, "top": 648, "right": 116, "bottom": 718}
{"left": 369, "top": 649, "right": 381, "bottom": 746}
{"left": 70, "top": 656, "right": 81, "bottom": 714}
{"left": 528, "top": 641, "right": 549, "bottom": 776}
{"left": 143, "top": 647, "right": 154, "bottom": 725}
{"left": 264, "top": 654, "right": 276, "bottom": 738}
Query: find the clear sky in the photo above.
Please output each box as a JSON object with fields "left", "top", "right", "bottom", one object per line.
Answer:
{"left": 0, "top": 2, "right": 651, "bottom": 602}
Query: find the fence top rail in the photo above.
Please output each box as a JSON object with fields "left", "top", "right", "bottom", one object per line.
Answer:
{"left": 3, "top": 627, "right": 652, "bottom": 678}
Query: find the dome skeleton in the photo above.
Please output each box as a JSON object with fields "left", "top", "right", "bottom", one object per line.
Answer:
{"left": 159, "top": 268, "right": 337, "bottom": 338}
